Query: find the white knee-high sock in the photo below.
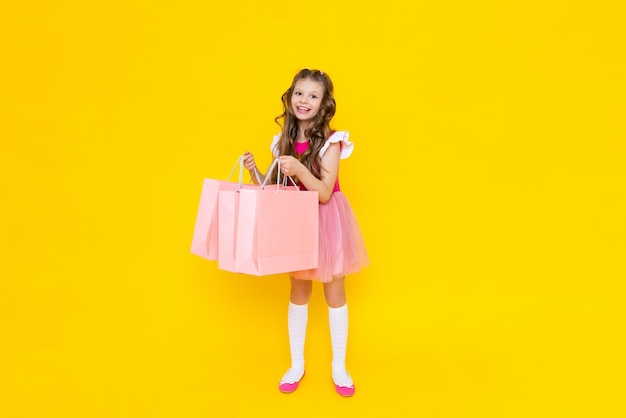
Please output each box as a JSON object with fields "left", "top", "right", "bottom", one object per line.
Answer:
{"left": 280, "top": 302, "right": 308, "bottom": 384}
{"left": 329, "top": 304, "right": 353, "bottom": 387}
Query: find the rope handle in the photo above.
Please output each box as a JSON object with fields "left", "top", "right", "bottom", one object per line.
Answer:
{"left": 260, "top": 158, "right": 300, "bottom": 194}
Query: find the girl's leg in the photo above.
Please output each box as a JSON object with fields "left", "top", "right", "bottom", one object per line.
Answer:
{"left": 324, "top": 276, "right": 354, "bottom": 394}
{"left": 279, "top": 277, "right": 312, "bottom": 389}
{"left": 290, "top": 276, "right": 313, "bottom": 305}
{"left": 323, "top": 275, "right": 346, "bottom": 308}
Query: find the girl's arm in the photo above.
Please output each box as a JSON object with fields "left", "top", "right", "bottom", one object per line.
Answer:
{"left": 279, "top": 142, "right": 340, "bottom": 204}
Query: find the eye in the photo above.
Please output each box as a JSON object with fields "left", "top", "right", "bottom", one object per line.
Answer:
{"left": 311, "top": 95, "right": 318, "bottom": 99}
{"left": 294, "top": 91, "right": 302, "bottom": 96}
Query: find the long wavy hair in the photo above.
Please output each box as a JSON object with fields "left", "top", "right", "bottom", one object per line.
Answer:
{"left": 269, "top": 69, "right": 336, "bottom": 184}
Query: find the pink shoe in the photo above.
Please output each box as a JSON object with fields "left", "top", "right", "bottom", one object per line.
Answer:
{"left": 334, "top": 383, "right": 355, "bottom": 397}
{"left": 278, "top": 371, "right": 305, "bottom": 394}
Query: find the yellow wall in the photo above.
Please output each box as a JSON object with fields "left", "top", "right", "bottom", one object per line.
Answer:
{"left": 1, "top": 1, "right": 624, "bottom": 417}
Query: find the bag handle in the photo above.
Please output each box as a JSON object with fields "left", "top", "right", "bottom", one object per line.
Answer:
{"left": 261, "top": 158, "right": 300, "bottom": 193}
{"left": 226, "top": 155, "right": 263, "bottom": 188}
{"left": 225, "top": 156, "right": 245, "bottom": 188}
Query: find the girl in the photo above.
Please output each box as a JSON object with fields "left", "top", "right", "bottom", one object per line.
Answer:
{"left": 243, "top": 69, "right": 369, "bottom": 397}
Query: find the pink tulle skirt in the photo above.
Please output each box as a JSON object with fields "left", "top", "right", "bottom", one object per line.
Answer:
{"left": 291, "top": 191, "right": 369, "bottom": 283}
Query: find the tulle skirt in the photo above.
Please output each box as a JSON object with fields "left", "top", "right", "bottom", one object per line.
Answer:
{"left": 291, "top": 191, "right": 369, "bottom": 283}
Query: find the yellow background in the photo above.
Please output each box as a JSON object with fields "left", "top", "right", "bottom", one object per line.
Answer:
{"left": 1, "top": 1, "right": 625, "bottom": 417}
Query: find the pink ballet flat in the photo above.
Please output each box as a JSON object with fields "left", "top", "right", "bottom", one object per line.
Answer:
{"left": 278, "top": 371, "right": 305, "bottom": 394}
{"left": 334, "top": 383, "right": 355, "bottom": 397}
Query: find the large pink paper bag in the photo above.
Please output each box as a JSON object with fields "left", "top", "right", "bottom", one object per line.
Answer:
{"left": 218, "top": 174, "right": 319, "bottom": 276}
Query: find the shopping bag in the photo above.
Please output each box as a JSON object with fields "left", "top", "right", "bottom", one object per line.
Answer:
{"left": 218, "top": 159, "right": 319, "bottom": 276}
{"left": 190, "top": 156, "right": 259, "bottom": 260}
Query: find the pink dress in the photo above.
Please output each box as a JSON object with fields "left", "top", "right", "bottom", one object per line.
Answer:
{"left": 270, "top": 131, "right": 370, "bottom": 282}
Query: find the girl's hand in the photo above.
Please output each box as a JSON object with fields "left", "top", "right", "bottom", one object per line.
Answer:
{"left": 278, "top": 155, "right": 303, "bottom": 177}
{"left": 243, "top": 152, "right": 256, "bottom": 171}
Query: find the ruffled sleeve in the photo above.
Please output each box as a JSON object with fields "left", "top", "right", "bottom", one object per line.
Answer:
{"left": 270, "top": 133, "right": 281, "bottom": 157}
{"left": 270, "top": 130, "right": 354, "bottom": 159}
{"left": 320, "top": 131, "right": 353, "bottom": 159}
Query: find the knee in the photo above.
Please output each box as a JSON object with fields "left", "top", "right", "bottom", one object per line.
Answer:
{"left": 324, "top": 281, "right": 346, "bottom": 308}
{"left": 290, "top": 279, "right": 312, "bottom": 304}
{"left": 325, "top": 294, "right": 346, "bottom": 308}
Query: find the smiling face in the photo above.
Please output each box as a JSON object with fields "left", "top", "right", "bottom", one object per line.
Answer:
{"left": 290, "top": 78, "right": 324, "bottom": 128}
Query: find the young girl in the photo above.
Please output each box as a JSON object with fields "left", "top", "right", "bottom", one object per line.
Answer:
{"left": 243, "top": 69, "right": 369, "bottom": 397}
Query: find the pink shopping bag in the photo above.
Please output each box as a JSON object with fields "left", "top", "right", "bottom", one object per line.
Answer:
{"left": 218, "top": 159, "right": 319, "bottom": 276}
{"left": 190, "top": 156, "right": 259, "bottom": 260}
